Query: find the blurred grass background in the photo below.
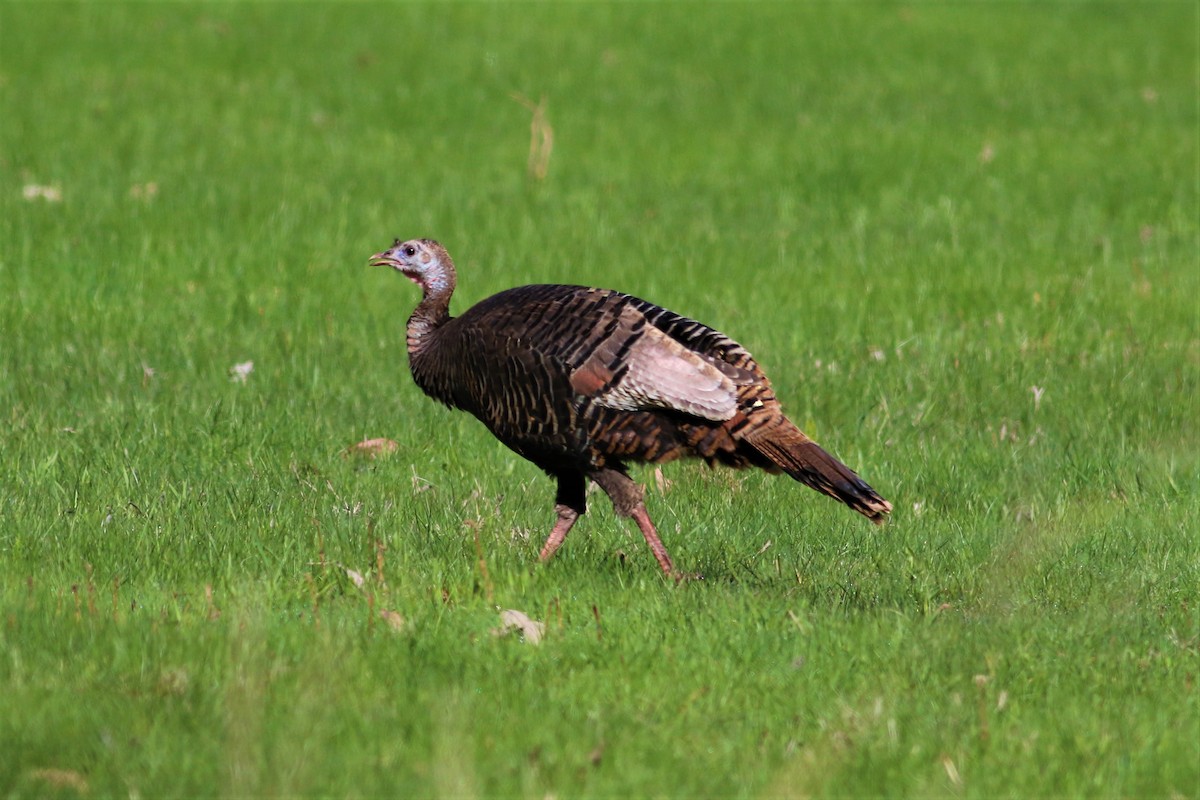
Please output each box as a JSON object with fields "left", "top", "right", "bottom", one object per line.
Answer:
{"left": 1, "top": 2, "right": 1197, "bottom": 797}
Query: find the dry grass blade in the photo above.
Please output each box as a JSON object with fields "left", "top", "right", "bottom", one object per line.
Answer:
{"left": 511, "top": 92, "right": 553, "bottom": 181}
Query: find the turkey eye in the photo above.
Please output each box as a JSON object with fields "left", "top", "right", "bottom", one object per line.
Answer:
{"left": 403, "top": 245, "right": 417, "bottom": 257}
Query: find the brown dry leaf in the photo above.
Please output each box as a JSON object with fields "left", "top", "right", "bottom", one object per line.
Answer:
{"left": 343, "top": 437, "right": 399, "bottom": 460}
{"left": 29, "top": 768, "right": 89, "bottom": 793}
{"left": 379, "top": 609, "right": 406, "bottom": 632}
{"left": 492, "top": 609, "right": 545, "bottom": 644}
{"left": 345, "top": 567, "right": 366, "bottom": 589}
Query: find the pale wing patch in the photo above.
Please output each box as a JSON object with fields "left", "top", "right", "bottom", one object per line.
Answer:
{"left": 572, "top": 306, "right": 739, "bottom": 421}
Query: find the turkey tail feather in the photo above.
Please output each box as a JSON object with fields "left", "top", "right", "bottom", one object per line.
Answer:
{"left": 746, "top": 425, "right": 892, "bottom": 524}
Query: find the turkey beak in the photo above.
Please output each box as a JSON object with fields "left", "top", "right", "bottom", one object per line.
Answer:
{"left": 369, "top": 251, "right": 400, "bottom": 269}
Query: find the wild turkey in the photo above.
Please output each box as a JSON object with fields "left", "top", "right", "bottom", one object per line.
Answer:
{"left": 370, "top": 238, "right": 892, "bottom": 577}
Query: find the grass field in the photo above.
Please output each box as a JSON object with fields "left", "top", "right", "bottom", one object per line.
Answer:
{"left": 2, "top": 2, "right": 1198, "bottom": 797}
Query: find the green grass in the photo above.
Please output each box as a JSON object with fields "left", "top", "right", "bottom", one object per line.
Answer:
{"left": 2, "top": 1, "right": 1197, "bottom": 797}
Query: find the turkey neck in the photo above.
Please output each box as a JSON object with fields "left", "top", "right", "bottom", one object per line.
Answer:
{"left": 405, "top": 266, "right": 458, "bottom": 407}
{"left": 406, "top": 280, "right": 453, "bottom": 359}
{"left": 410, "top": 291, "right": 451, "bottom": 350}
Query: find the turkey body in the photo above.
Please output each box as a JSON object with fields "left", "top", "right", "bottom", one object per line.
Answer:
{"left": 414, "top": 284, "right": 762, "bottom": 476}
{"left": 372, "top": 239, "right": 892, "bottom": 577}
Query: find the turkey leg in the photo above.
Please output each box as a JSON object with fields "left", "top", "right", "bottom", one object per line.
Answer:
{"left": 592, "top": 468, "right": 675, "bottom": 576}
{"left": 539, "top": 505, "right": 580, "bottom": 562}
{"left": 539, "top": 471, "right": 586, "bottom": 563}
{"left": 629, "top": 504, "right": 675, "bottom": 576}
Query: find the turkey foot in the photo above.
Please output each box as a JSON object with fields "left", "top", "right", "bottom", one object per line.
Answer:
{"left": 539, "top": 504, "right": 580, "bottom": 563}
